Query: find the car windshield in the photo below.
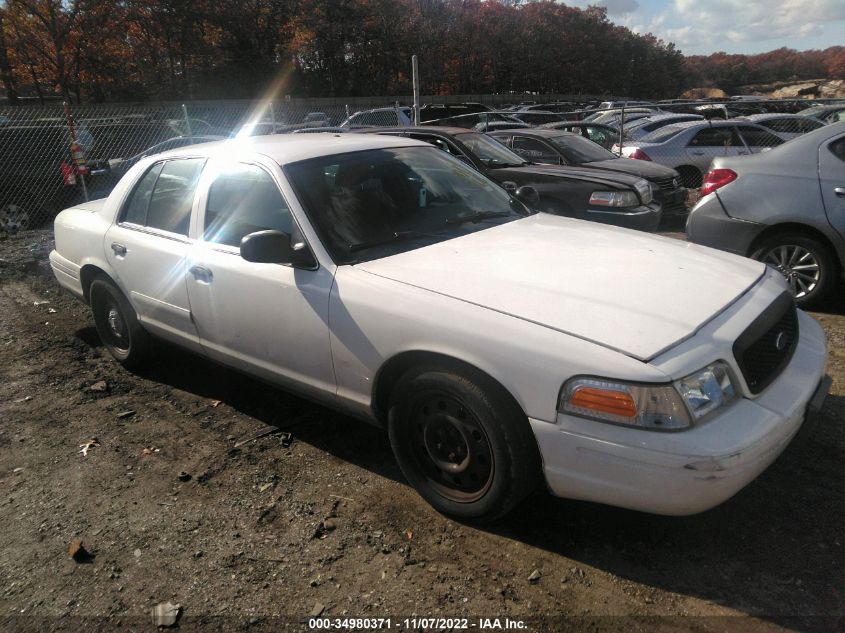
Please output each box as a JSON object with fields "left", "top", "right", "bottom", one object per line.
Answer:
{"left": 284, "top": 146, "right": 531, "bottom": 264}
{"left": 547, "top": 134, "right": 617, "bottom": 163}
{"left": 456, "top": 132, "right": 526, "bottom": 168}
{"left": 639, "top": 124, "right": 688, "bottom": 143}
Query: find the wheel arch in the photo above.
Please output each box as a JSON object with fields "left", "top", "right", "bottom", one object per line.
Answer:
{"left": 748, "top": 222, "right": 843, "bottom": 272}
{"left": 79, "top": 263, "right": 112, "bottom": 304}
{"left": 372, "top": 350, "right": 528, "bottom": 427}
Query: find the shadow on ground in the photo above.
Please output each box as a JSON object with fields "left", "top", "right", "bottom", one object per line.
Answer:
{"left": 74, "top": 325, "right": 845, "bottom": 632}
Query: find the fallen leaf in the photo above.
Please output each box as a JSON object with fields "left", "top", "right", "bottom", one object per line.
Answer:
{"left": 79, "top": 438, "right": 100, "bottom": 457}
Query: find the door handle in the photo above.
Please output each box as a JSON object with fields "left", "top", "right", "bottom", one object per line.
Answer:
{"left": 835, "top": 187, "right": 845, "bottom": 197}
{"left": 110, "top": 242, "right": 127, "bottom": 256}
{"left": 690, "top": 151, "right": 705, "bottom": 156}
{"left": 189, "top": 265, "right": 213, "bottom": 282}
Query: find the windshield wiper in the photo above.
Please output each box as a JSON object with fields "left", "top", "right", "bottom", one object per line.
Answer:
{"left": 348, "top": 230, "right": 441, "bottom": 252}
{"left": 445, "top": 211, "right": 511, "bottom": 225}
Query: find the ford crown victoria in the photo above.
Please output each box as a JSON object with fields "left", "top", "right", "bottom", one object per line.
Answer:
{"left": 49, "top": 134, "right": 829, "bottom": 521}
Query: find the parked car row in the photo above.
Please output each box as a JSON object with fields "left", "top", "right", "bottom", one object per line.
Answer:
{"left": 48, "top": 132, "right": 831, "bottom": 523}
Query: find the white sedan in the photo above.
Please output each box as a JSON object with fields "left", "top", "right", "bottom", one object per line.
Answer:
{"left": 49, "top": 134, "right": 829, "bottom": 521}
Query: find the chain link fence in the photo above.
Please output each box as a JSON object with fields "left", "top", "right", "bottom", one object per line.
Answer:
{"left": 0, "top": 96, "right": 842, "bottom": 234}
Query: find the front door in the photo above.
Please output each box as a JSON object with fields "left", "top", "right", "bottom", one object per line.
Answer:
{"left": 104, "top": 157, "right": 204, "bottom": 351}
{"left": 186, "top": 160, "right": 336, "bottom": 394}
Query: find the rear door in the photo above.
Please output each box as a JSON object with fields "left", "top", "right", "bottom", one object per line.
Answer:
{"left": 820, "top": 135, "right": 845, "bottom": 240}
{"left": 104, "top": 157, "right": 204, "bottom": 351}
{"left": 684, "top": 126, "right": 744, "bottom": 172}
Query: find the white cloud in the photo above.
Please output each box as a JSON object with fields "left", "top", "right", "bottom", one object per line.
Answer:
{"left": 661, "top": 0, "right": 845, "bottom": 52}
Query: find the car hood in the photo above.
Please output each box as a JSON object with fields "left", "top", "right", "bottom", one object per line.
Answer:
{"left": 354, "top": 214, "right": 765, "bottom": 361}
{"left": 504, "top": 164, "right": 645, "bottom": 188}
{"left": 582, "top": 158, "right": 677, "bottom": 180}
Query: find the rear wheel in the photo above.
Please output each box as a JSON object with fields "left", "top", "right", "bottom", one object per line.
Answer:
{"left": 387, "top": 365, "right": 541, "bottom": 522}
{"left": 751, "top": 233, "right": 838, "bottom": 308}
{"left": 90, "top": 277, "right": 152, "bottom": 368}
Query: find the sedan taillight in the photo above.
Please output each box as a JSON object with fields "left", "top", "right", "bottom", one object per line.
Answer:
{"left": 700, "top": 168, "right": 737, "bottom": 196}
{"left": 625, "top": 148, "right": 651, "bottom": 161}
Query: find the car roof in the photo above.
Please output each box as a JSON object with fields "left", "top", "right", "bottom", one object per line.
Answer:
{"left": 151, "top": 133, "right": 426, "bottom": 165}
{"left": 488, "top": 128, "right": 576, "bottom": 139}
{"left": 739, "top": 113, "right": 817, "bottom": 121}
{"left": 358, "top": 125, "right": 480, "bottom": 136}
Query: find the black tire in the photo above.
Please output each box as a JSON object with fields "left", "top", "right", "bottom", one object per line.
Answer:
{"left": 89, "top": 277, "right": 152, "bottom": 368}
{"left": 676, "top": 165, "right": 702, "bottom": 189}
{"left": 750, "top": 233, "right": 839, "bottom": 309}
{"left": 387, "top": 364, "right": 541, "bottom": 522}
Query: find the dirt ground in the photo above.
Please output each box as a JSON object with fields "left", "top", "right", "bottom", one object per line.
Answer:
{"left": 1, "top": 228, "right": 844, "bottom": 633}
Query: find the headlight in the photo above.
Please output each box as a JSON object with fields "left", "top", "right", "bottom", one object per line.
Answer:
{"left": 588, "top": 190, "right": 640, "bottom": 208}
{"left": 634, "top": 179, "right": 653, "bottom": 204}
{"left": 674, "top": 362, "right": 736, "bottom": 420}
{"left": 558, "top": 362, "right": 737, "bottom": 431}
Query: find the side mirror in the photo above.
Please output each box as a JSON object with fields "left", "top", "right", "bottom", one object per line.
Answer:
{"left": 515, "top": 185, "right": 540, "bottom": 208}
{"left": 240, "top": 230, "right": 316, "bottom": 268}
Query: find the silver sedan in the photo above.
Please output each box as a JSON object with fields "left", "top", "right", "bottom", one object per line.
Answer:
{"left": 687, "top": 120, "right": 845, "bottom": 307}
{"left": 614, "top": 120, "right": 785, "bottom": 188}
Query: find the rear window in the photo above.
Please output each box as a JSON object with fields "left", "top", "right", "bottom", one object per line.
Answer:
{"left": 640, "top": 125, "right": 688, "bottom": 143}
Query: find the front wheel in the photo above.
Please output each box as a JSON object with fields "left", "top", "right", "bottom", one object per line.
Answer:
{"left": 387, "top": 366, "right": 541, "bottom": 522}
{"left": 751, "top": 234, "right": 838, "bottom": 308}
{"left": 90, "top": 277, "right": 152, "bottom": 368}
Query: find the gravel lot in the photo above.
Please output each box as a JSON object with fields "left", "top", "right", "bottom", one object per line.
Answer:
{"left": 1, "top": 228, "right": 844, "bottom": 633}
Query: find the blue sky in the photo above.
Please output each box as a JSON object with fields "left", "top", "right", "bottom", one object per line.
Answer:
{"left": 564, "top": 0, "right": 845, "bottom": 55}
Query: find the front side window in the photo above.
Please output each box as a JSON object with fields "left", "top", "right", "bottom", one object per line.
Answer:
{"left": 121, "top": 158, "right": 205, "bottom": 235}
{"left": 203, "top": 163, "right": 293, "bottom": 247}
{"left": 285, "top": 146, "right": 531, "bottom": 264}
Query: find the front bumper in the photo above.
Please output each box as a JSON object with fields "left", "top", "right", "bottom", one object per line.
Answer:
{"left": 530, "top": 311, "right": 828, "bottom": 515}
{"left": 583, "top": 202, "right": 662, "bottom": 232}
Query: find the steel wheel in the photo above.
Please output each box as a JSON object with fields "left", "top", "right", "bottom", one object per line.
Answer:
{"left": 406, "top": 392, "right": 494, "bottom": 503}
{"left": 761, "top": 244, "right": 820, "bottom": 299}
{"left": 90, "top": 277, "right": 152, "bottom": 368}
{"left": 102, "top": 298, "right": 130, "bottom": 352}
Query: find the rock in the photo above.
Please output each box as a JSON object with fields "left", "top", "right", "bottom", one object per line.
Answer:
{"left": 323, "top": 518, "right": 337, "bottom": 531}
{"left": 310, "top": 601, "right": 325, "bottom": 617}
{"left": 528, "top": 569, "right": 541, "bottom": 583}
{"left": 771, "top": 82, "right": 819, "bottom": 99}
{"left": 88, "top": 381, "right": 108, "bottom": 393}
{"left": 67, "top": 539, "right": 89, "bottom": 562}
{"left": 13, "top": 468, "right": 23, "bottom": 474}
{"left": 133, "top": 549, "right": 142, "bottom": 558}
{"left": 177, "top": 471, "right": 192, "bottom": 482}
{"left": 116, "top": 410, "right": 135, "bottom": 420}
{"left": 151, "top": 601, "right": 181, "bottom": 627}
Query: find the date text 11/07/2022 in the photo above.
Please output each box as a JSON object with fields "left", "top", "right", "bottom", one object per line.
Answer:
{"left": 307, "top": 617, "right": 527, "bottom": 629}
